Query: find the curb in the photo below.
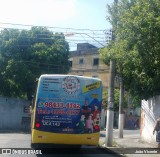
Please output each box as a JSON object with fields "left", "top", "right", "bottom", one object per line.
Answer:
{"left": 98, "top": 140, "right": 125, "bottom": 156}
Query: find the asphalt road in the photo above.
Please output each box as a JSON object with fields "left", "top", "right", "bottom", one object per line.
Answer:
{"left": 0, "top": 132, "right": 123, "bottom": 157}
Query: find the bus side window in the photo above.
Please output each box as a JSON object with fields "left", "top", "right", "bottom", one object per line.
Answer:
{"left": 30, "top": 98, "right": 34, "bottom": 114}
{"left": 31, "top": 96, "right": 35, "bottom": 108}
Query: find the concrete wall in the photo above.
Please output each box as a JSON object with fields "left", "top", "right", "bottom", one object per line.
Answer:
{"left": 141, "top": 96, "right": 160, "bottom": 145}
{"left": 0, "top": 96, "right": 30, "bottom": 131}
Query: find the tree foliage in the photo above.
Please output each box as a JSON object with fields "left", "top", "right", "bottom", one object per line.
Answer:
{"left": 100, "top": 0, "right": 160, "bottom": 100}
{"left": 0, "top": 27, "right": 70, "bottom": 100}
{"left": 102, "top": 88, "right": 128, "bottom": 110}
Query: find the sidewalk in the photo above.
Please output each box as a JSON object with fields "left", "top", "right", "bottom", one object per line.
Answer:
{"left": 100, "top": 129, "right": 159, "bottom": 157}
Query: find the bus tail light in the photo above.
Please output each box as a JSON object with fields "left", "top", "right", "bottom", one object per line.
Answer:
{"left": 35, "top": 123, "right": 41, "bottom": 128}
{"left": 94, "top": 125, "right": 100, "bottom": 131}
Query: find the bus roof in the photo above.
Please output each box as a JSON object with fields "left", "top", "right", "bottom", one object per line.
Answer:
{"left": 39, "top": 74, "right": 102, "bottom": 81}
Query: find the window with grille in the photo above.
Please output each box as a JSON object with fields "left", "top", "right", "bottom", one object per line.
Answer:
{"left": 69, "top": 61, "right": 72, "bottom": 67}
{"left": 93, "top": 58, "right": 99, "bottom": 66}
{"left": 79, "top": 58, "right": 84, "bottom": 64}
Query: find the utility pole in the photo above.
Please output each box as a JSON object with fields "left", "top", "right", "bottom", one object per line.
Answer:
{"left": 118, "top": 75, "right": 124, "bottom": 138}
{"left": 105, "top": 60, "right": 115, "bottom": 146}
{"left": 105, "top": 0, "right": 118, "bottom": 147}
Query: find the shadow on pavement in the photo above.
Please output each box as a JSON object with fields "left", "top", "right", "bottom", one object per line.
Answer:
{"left": 34, "top": 146, "right": 124, "bottom": 156}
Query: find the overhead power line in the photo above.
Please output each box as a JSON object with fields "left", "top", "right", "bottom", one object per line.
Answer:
{"left": 0, "top": 22, "right": 108, "bottom": 32}
{"left": 0, "top": 26, "right": 108, "bottom": 38}
{"left": 0, "top": 22, "right": 112, "bottom": 49}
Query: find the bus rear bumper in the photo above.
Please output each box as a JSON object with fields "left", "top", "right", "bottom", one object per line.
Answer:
{"left": 31, "top": 129, "right": 100, "bottom": 146}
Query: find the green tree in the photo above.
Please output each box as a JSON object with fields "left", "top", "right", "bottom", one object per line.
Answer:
{"left": 102, "top": 88, "right": 128, "bottom": 111}
{"left": 100, "top": 0, "right": 160, "bottom": 100}
{"left": 0, "top": 27, "right": 70, "bottom": 100}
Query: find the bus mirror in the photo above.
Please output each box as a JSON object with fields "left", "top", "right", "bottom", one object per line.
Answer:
{"left": 29, "top": 105, "right": 33, "bottom": 114}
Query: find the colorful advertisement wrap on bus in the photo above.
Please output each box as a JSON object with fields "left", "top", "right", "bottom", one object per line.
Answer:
{"left": 35, "top": 75, "right": 102, "bottom": 134}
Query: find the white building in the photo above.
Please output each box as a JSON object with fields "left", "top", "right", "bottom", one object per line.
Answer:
{"left": 141, "top": 96, "right": 160, "bottom": 145}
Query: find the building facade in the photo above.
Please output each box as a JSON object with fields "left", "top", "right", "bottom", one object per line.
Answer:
{"left": 69, "top": 43, "right": 110, "bottom": 88}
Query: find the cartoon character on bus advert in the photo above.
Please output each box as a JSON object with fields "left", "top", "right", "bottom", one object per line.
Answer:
{"left": 77, "top": 98, "right": 101, "bottom": 133}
